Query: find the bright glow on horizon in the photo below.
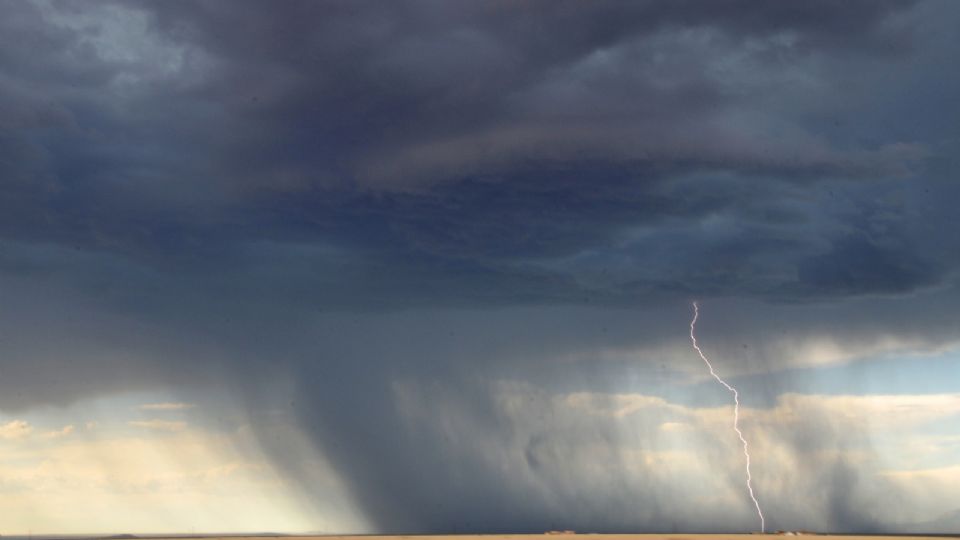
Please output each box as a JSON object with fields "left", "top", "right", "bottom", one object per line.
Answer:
{"left": 0, "top": 392, "right": 365, "bottom": 535}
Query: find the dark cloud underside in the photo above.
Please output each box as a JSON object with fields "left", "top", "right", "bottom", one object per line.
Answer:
{"left": 1, "top": 0, "right": 960, "bottom": 533}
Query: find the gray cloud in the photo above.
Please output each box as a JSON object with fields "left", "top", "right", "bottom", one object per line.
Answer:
{"left": 1, "top": 0, "right": 960, "bottom": 533}
{"left": 0, "top": 0, "right": 953, "bottom": 304}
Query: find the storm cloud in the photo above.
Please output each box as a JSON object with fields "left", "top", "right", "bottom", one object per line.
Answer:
{"left": 2, "top": 0, "right": 960, "bottom": 534}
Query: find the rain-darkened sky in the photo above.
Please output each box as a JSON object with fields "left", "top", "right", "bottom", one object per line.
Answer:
{"left": 2, "top": 0, "right": 960, "bottom": 535}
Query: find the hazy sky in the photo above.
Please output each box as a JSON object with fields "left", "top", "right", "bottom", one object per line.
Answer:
{"left": 2, "top": 0, "right": 960, "bottom": 535}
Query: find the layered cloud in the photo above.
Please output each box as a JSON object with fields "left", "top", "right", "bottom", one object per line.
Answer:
{"left": 1, "top": 0, "right": 960, "bottom": 534}
{"left": 1, "top": 0, "right": 958, "bottom": 307}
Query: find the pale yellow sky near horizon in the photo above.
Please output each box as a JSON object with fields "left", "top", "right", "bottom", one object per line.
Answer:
{"left": 3, "top": 386, "right": 960, "bottom": 535}
{"left": 0, "top": 392, "right": 367, "bottom": 535}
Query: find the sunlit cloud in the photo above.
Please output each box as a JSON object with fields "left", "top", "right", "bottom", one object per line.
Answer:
{"left": 0, "top": 393, "right": 366, "bottom": 535}
{"left": 0, "top": 419, "right": 33, "bottom": 440}
{"left": 138, "top": 402, "right": 195, "bottom": 411}
{"left": 40, "top": 424, "right": 75, "bottom": 439}
{"left": 128, "top": 420, "right": 188, "bottom": 432}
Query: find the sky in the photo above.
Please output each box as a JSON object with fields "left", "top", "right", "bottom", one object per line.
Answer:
{"left": 1, "top": 0, "right": 960, "bottom": 535}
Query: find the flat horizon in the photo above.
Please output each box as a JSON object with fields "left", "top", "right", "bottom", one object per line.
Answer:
{"left": 6, "top": 534, "right": 960, "bottom": 539}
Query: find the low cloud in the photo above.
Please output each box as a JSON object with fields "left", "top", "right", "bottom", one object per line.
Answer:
{"left": 0, "top": 420, "right": 32, "bottom": 440}
{"left": 274, "top": 373, "right": 960, "bottom": 533}
{"left": 41, "top": 424, "right": 76, "bottom": 439}
{"left": 0, "top": 421, "right": 333, "bottom": 534}
{"left": 138, "top": 402, "right": 195, "bottom": 411}
{"left": 128, "top": 420, "right": 188, "bottom": 433}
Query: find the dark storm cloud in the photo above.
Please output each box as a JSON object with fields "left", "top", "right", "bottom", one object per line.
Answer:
{"left": 0, "top": 0, "right": 949, "bottom": 306}
{"left": 2, "top": 0, "right": 960, "bottom": 534}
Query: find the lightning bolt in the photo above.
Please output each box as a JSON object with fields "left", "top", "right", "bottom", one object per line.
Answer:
{"left": 689, "top": 301, "right": 765, "bottom": 532}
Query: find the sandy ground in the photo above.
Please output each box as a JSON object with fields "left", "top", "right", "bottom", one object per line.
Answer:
{"left": 169, "top": 534, "right": 959, "bottom": 540}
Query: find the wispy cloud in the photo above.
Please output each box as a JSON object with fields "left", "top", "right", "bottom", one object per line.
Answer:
{"left": 138, "top": 402, "right": 195, "bottom": 411}
{"left": 41, "top": 424, "right": 75, "bottom": 439}
{"left": 0, "top": 420, "right": 32, "bottom": 440}
{"left": 128, "top": 420, "right": 188, "bottom": 432}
